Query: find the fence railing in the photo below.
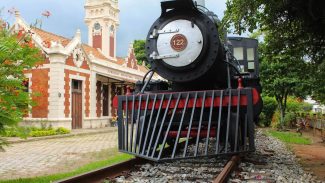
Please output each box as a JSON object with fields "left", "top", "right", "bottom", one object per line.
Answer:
{"left": 296, "top": 117, "right": 325, "bottom": 139}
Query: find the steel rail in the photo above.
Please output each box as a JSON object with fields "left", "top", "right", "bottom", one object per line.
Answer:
{"left": 55, "top": 157, "right": 148, "bottom": 183}
{"left": 213, "top": 155, "right": 241, "bottom": 183}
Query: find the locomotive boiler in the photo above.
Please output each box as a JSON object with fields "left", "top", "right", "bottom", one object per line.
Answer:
{"left": 114, "top": 0, "right": 262, "bottom": 161}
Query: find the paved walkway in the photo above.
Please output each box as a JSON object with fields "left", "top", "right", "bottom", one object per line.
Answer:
{"left": 0, "top": 129, "right": 118, "bottom": 180}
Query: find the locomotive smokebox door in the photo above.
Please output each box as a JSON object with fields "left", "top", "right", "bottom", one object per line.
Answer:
{"left": 155, "top": 20, "right": 203, "bottom": 67}
{"left": 146, "top": 0, "right": 228, "bottom": 89}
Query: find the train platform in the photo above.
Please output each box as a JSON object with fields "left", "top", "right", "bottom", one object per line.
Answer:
{"left": 0, "top": 128, "right": 118, "bottom": 180}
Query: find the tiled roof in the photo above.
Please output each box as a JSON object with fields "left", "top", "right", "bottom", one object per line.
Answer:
{"left": 82, "top": 44, "right": 108, "bottom": 60}
{"left": 116, "top": 57, "right": 126, "bottom": 65}
{"left": 138, "top": 65, "right": 149, "bottom": 73}
{"left": 32, "top": 28, "right": 111, "bottom": 62}
{"left": 32, "top": 28, "right": 71, "bottom": 47}
{"left": 31, "top": 27, "right": 149, "bottom": 74}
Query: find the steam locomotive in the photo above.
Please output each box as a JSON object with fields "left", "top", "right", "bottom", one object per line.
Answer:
{"left": 114, "top": 0, "right": 262, "bottom": 161}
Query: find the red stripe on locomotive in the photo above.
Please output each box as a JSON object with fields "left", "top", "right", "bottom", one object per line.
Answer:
{"left": 113, "top": 88, "right": 260, "bottom": 110}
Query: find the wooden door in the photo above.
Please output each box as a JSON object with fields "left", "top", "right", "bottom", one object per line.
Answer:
{"left": 72, "top": 80, "right": 82, "bottom": 129}
{"left": 102, "top": 85, "right": 109, "bottom": 116}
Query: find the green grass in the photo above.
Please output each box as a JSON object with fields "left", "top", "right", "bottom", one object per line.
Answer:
{"left": 267, "top": 130, "right": 312, "bottom": 145}
{"left": 0, "top": 153, "right": 133, "bottom": 183}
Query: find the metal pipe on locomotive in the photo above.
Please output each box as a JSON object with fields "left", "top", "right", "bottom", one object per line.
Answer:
{"left": 113, "top": 0, "right": 263, "bottom": 161}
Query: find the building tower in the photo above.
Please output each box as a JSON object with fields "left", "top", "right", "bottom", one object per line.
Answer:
{"left": 84, "top": 0, "right": 119, "bottom": 59}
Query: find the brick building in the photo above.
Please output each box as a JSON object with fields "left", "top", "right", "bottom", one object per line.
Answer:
{"left": 12, "top": 0, "right": 152, "bottom": 129}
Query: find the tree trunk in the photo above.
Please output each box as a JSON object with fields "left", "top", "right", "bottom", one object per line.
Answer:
{"left": 279, "top": 102, "right": 285, "bottom": 129}
{"left": 276, "top": 95, "right": 285, "bottom": 129}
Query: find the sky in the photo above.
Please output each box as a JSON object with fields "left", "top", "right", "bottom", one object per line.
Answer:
{"left": 0, "top": 0, "right": 227, "bottom": 57}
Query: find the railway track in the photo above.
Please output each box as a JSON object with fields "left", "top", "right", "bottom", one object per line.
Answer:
{"left": 55, "top": 155, "right": 240, "bottom": 183}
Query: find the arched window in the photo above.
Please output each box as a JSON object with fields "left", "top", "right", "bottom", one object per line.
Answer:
{"left": 110, "top": 25, "right": 115, "bottom": 33}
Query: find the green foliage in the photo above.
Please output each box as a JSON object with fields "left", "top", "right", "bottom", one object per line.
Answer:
{"left": 271, "top": 110, "right": 281, "bottom": 129}
{"left": 269, "top": 97, "right": 313, "bottom": 128}
{"left": 55, "top": 127, "right": 70, "bottom": 134}
{"left": 0, "top": 28, "right": 43, "bottom": 146}
{"left": 284, "top": 112, "right": 297, "bottom": 128}
{"left": 222, "top": 0, "right": 325, "bottom": 65}
{"left": 29, "top": 129, "right": 57, "bottom": 137}
{"left": 267, "top": 130, "right": 312, "bottom": 145}
{"left": 286, "top": 97, "right": 313, "bottom": 112}
{"left": 259, "top": 41, "right": 310, "bottom": 127}
{"left": 222, "top": 0, "right": 325, "bottom": 126}
{"left": 259, "top": 96, "right": 277, "bottom": 127}
{"left": 311, "top": 61, "right": 325, "bottom": 104}
{"left": 133, "top": 40, "right": 147, "bottom": 66}
{"left": 0, "top": 126, "right": 70, "bottom": 138}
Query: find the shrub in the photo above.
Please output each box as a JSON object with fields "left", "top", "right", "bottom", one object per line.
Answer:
{"left": 284, "top": 112, "right": 297, "bottom": 127}
{"left": 0, "top": 126, "right": 30, "bottom": 138}
{"left": 271, "top": 110, "right": 281, "bottom": 129}
{"left": 258, "top": 112, "right": 266, "bottom": 127}
{"left": 287, "top": 97, "right": 313, "bottom": 112}
{"left": 0, "top": 126, "right": 70, "bottom": 138}
{"left": 30, "top": 129, "right": 57, "bottom": 137}
{"left": 260, "top": 96, "right": 277, "bottom": 127}
{"left": 56, "top": 127, "right": 70, "bottom": 134}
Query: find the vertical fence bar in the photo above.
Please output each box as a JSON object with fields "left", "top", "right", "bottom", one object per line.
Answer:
{"left": 205, "top": 91, "right": 215, "bottom": 155}
{"left": 195, "top": 91, "right": 206, "bottom": 157}
{"left": 130, "top": 96, "right": 135, "bottom": 152}
{"left": 118, "top": 88, "right": 256, "bottom": 160}
{"left": 225, "top": 90, "right": 232, "bottom": 153}
{"left": 234, "top": 90, "right": 241, "bottom": 152}
{"left": 117, "top": 96, "right": 124, "bottom": 150}
{"left": 138, "top": 95, "right": 150, "bottom": 154}
{"left": 133, "top": 95, "right": 142, "bottom": 153}
{"left": 246, "top": 89, "right": 255, "bottom": 151}
{"left": 146, "top": 94, "right": 165, "bottom": 157}
{"left": 172, "top": 93, "right": 190, "bottom": 158}
{"left": 151, "top": 94, "right": 173, "bottom": 159}
{"left": 141, "top": 94, "right": 157, "bottom": 155}
{"left": 244, "top": 114, "right": 248, "bottom": 151}
{"left": 158, "top": 93, "right": 181, "bottom": 159}
{"left": 215, "top": 91, "right": 224, "bottom": 154}
{"left": 183, "top": 92, "right": 198, "bottom": 158}
{"left": 125, "top": 96, "right": 129, "bottom": 151}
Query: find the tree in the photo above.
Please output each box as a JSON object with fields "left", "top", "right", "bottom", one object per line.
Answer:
{"left": 311, "top": 61, "right": 325, "bottom": 104}
{"left": 222, "top": 0, "right": 325, "bottom": 64}
{"left": 259, "top": 34, "right": 310, "bottom": 127}
{"left": 0, "top": 25, "right": 43, "bottom": 150}
{"left": 133, "top": 40, "right": 147, "bottom": 66}
{"left": 222, "top": 0, "right": 324, "bottom": 126}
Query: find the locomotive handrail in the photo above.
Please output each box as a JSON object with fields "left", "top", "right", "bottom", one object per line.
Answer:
{"left": 140, "top": 69, "right": 154, "bottom": 94}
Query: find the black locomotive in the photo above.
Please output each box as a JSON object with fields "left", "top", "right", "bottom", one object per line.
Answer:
{"left": 114, "top": 0, "right": 262, "bottom": 161}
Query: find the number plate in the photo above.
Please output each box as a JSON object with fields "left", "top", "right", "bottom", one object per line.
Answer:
{"left": 170, "top": 34, "right": 188, "bottom": 52}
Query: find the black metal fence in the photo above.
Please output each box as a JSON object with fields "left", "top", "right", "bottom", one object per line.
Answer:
{"left": 117, "top": 89, "right": 255, "bottom": 161}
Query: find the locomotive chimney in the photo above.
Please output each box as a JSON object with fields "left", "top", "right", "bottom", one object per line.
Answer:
{"left": 194, "top": 0, "right": 205, "bottom": 7}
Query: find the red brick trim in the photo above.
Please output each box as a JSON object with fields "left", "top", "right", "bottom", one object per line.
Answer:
{"left": 93, "top": 33, "right": 102, "bottom": 50}
{"left": 31, "top": 69, "right": 50, "bottom": 118}
{"left": 109, "top": 36, "right": 114, "bottom": 57}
